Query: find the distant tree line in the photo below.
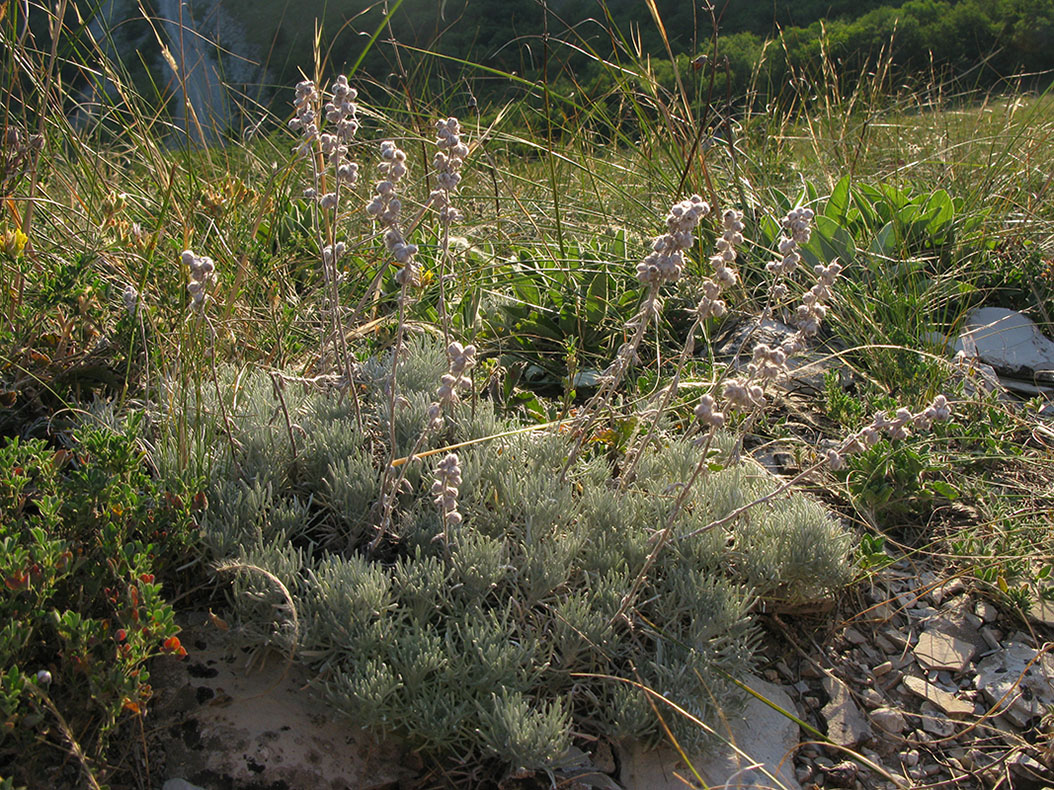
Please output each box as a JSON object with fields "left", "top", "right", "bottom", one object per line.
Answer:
{"left": 311, "top": 0, "right": 1054, "bottom": 112}
{"left": 15, "top": 0, "right": 1052, "bottom": 132}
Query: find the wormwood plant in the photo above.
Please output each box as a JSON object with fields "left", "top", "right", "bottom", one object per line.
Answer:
{"left": 150, "top": 86, "right": 876, "bottom": 779}
{"left": 143, "top": 68, "right": 968, "bottom": 781}
{"left": 183, "top": 342, "right": 851, "bottom": 774}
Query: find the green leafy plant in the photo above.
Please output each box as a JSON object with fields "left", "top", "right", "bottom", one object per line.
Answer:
{"left": 481, "top": 235, "right": 643, "bottom": 390}
{"left": 950, "top": 508, "right": 1054, "bottom": 617}
{"left": 842, "top": 438, "right": 953, "bottom": 522}
{"left": 823, "top": 370, "right": 865, "bottom": 427}
{"left": 0, "top": 422, "right": 196, "bottom": 786}
{"left": 856, "top": 532, "right": 892, "bottom": 572}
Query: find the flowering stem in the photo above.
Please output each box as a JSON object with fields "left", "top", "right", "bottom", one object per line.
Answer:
{"left": 559, "top": 285, "right": 659, "bottom": 481}
{"left": 204, "top": 314, "right": 243, "bottom": 480}
{"left": 618, "top": 312, "right": 704, "bottom": 489}
{"left": 373, "top": 283, "right": 412, "bottom": 548}
{"left": 438, "top": 221, "right": 450, "bottom": 347}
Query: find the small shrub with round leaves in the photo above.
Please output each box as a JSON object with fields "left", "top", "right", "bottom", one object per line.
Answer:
{"left": 0, "top": 420, "right": 197, "bottom": 786}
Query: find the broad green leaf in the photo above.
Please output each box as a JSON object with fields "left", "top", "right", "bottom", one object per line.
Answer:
{"left": 812, "top": 215, "right": 856, "bottom": 264}
{"left": 768, "top": 187, "right": 794, "bottom": 215}
{"left": 851, "top": 187, "right": 880, "bottom": 231}
{"left": 896, "top": 201, "right": 923, "bottom": 228}
{"left": 825, "top": 175, "right": 851, "bottom": 224}
{"left": 924, "top": 189, "right": 955, "bottom": 240}
{"left": 757, "top": 214, "right": 782, "bottom": 247}
{"left": 926, "top": 480, "right": 959, "bottom": 501}
{"left": 796, "top": 181, "right": 819, "bottom": 206}
{"left": 880, "top": 183, "right": 911, "bottom": 211}
{"left": 868, "top": 222, "right": 898, "bottom": 257}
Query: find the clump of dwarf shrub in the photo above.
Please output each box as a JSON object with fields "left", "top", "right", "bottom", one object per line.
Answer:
{"left": 143, "top": 74, "right": 892, "bottom": 781}
{"left": 140, "top": 66, "right": 968, "bottom": 782}
{"left": 175, "top": 339, "right": 852, "bottom": 775}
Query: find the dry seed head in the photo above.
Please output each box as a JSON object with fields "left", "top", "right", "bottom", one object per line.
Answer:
{"left": 322, "top": 242, "right": 346, "bottom": 266}
{"left": 748, "top": 343, "right": 787, "bottom": 382}
{"left": 394, "top": 260, "right": 421, "bottom": 287}
{"left": 723, "top": 377, "right": 765, "bottom": 411}
{"left": 432, "top": 453, "right": 463, "bottom": 526}
{"left": 694, "top": 394, "right": 725, "bottom": 428}
{"left": 696, "top": 208, "right": 741, "bottom": 319}
{"left": 431, "top": 341, "right": 477, "bottom": 422}
{"left": 122, "top": 284, "right": 140, "bottom": 317}
{"left": 431, "top": 117, "right": 468, "bottom": 224}
{"left": 290, "top": 79, "right": 320, "bottom": 153}
{"left": 784, "top": 206, "right": 814, "bottom": 244}
{"left": 766, "top": 207, "right": 814, "bottom": 278}
{"left": 182, "top": 249, "right": 216, "bottom": 312}
{"left": 637, "top": 195, "right": 709, "bottom": 286}
{"left": 794, "top": 260, "right": 842, "bottom": 337}
{"left": 325, "top": 75, "right": 359, "bottom": 142}
{"left": 827, "top": 395, "right": 953, "bottom": 469}
{"left": 366, "top": 141, "right": 419, "bottom": 281}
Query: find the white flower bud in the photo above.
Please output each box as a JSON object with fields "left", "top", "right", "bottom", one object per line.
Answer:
{"left": 826, "top": 449, "right": 845, "bottom": 471}
{"left": 122, "top": 284, "right": 139, "bottom": 316}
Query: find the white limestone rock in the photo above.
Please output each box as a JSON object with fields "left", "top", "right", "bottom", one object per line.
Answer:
{"left": 619, "top": 676, "right": 802, "bottom": 790}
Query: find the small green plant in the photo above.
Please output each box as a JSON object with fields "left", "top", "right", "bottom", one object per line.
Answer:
{"left": 480, "top": 236, "right": 642, "bottom": 389}
{"left": 823, "top": 370, "right": 865, "bottom": 427}
{"left": 0, "top": 421, "right": 196, "bottom": 786}
{"left": 856, "top": 532, "right": 892, "bottom": 572}
{"left": 841, "top": 437, "right": 956, "bottom": 523}
{"left": 949, "top": 509, "right": 1054, "bottom": 617}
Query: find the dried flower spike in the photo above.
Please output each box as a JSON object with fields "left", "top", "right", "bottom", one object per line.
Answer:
{"left": 431, "top": 452, "right": 463, "bottom": 527}
{"left": 431, "top": 117, "right": 468, "bottom": 224}
{"left": 182, "top": 249, "right": 216, "bottom": 312}
{"left": 289, "top": 79, "right": 320, "bottom": 156}
{"left": 426, "top": 342, "right": 477, "bottom": 428}
{"left": 122, "top": 284, "right": 140, "bottom": 317}
{"left": 697, "top": 208, "right": 743, "bottom": 320}
{"left": 366, "top": 141, "right": 419, "bottom": 286}
{"left": 637, "top": 195, "right": 709, "bottom": 287}
{"left": 826, "top": 394, "right": 954, "bottom": 469}
{"left": 794, "top": 260, "right": 842, "bottom": 337}
{"left": 766, "top": 206, "right": 814, "bottom": 279}
{"left": 325, "top": 74, "right": 359, "bottom": 144}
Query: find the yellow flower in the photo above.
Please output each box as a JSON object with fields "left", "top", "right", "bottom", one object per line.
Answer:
{"left": 1, "top": 228, "right": 28, "bottom": 259}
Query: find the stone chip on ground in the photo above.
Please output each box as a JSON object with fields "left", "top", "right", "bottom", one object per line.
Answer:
{"left": 901, "top": 676, "right": 974, "bottom": 717}
{"left": 1028, "top": 599, "right": 1054, "bottom": 628}
{"left": 974, "top": 600, "right": 998, "bottom": 624}
{"left": 954, "top": 306, "right": 1054, "bottom": 387}
{"left": 974, "top": 641, "right": 1054, "bottom": 729}
{"left": 918, "top": 703, "right": 956, "bottom": 737}
{"left": 913, "top": 627, "right": 977, "bottom": 673}
{"left": 162, "top": 781, "right": 206, "bottom": 790}
{"left": 821, "top": 676, "right": 872, "bottom": 747}
{"left": 869, "top": 706, "right": 908, "bottom": 735}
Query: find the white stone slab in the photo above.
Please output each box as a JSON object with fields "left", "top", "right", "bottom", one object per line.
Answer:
{"left": 619, "top": 677, "right": 801, "bottom": 790}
